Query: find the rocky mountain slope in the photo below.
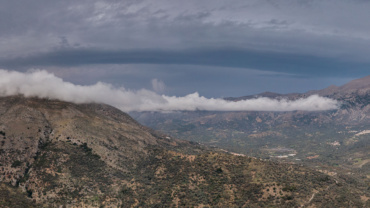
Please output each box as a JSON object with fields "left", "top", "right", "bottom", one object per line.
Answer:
{"left": 132, "top": 76, "right": 370, "bottom": 143}
{"left": 0, "top": 96, "right": 368, "bottom": 207}
{"left": 132, "top": 75, "right": 370, "bottom": 146}
{"left": 131, "top": 76, "right": 370, "bottom": 203}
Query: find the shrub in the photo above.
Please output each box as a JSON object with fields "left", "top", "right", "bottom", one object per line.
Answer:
{"left": 11, "top": 160, "right": 22, "bottom": 168}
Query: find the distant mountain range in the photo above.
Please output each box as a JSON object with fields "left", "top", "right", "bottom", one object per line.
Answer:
{"left": 131, "top": 75, "right": 370, "bottom": 206}
{"left": 228, "top": 75, "right": 370, "bottom": 99}
{"left": 133, "top": 75, "right": 370, "bottom": 127}
{"left": 0, "top": 95, "right": 368, "bottom": 207}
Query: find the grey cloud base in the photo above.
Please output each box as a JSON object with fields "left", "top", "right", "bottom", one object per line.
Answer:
{"left": 1, "top": 48, "right": 366, "bottom": 78}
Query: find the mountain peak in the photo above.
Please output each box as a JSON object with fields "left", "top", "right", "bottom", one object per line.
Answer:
{"left": 258, "top": 91, "right": 282, "bottom": 97}
{"left": 315, "top": 75, "right": 370, "bottom": 96}
{"left": 339, "top": 75, "right": 370, "bottom": 91}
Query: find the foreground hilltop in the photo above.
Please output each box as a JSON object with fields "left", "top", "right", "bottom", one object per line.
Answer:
{"left": 0, "top": 96, "right": 367, "bottom": 207}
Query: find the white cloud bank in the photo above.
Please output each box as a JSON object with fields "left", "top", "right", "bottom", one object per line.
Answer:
{"left": 151, "top": 78, "right": 166, "bottom": 93}
{"left": 0, "top": 69, "right": 340, "bottom": 112}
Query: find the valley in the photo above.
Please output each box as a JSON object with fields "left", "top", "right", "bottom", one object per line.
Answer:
{"left": 0, "top": 95, "right": 368, "bottom": 207}
{"left": 2, "top": 1, "right": 370, "bottom": 207}
{"left": 131, "top": 76, "right": 370, "bottom": 206}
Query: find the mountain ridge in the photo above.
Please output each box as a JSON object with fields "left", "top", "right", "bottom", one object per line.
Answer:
{"left": 0, "top": 95, "right": 368, "bottom": 207}
{"left": 131, "top": 76, "right": 370, "bottom": 207}
{"left": 228, "top": 75, "right": 370, "bottom": 100}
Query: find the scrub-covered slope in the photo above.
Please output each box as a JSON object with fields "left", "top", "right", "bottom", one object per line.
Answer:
{"left": 0, "top": 96, "right": 367, "bottom": 207}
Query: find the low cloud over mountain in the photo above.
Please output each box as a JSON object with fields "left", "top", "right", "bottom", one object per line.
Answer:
{"left": 0, "top": 69, "right": 339, "bottom": 112}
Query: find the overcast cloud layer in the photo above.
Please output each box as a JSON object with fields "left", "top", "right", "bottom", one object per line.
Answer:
{"left": 0, "top": 0, "right": 369, "bottom": 96}
{"left": 0, "top": 70, "right": 339, "bottom": 112}
{"left": 1, "top": 0, "right": 370, "bottom": 62}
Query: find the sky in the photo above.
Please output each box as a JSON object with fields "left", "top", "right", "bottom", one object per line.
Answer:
{"left": 1, "top": 0, "right": 370, "bottom": 99}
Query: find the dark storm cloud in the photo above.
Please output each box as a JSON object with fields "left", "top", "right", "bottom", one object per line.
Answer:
{"left": 1, "top": 47, "right": 367, "bottom": 78}
{"left": 1, "top": 0, "right": 370, "bottom": 61}
{"left": 1, "top": 0, "right": 370, "bottom": 97}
